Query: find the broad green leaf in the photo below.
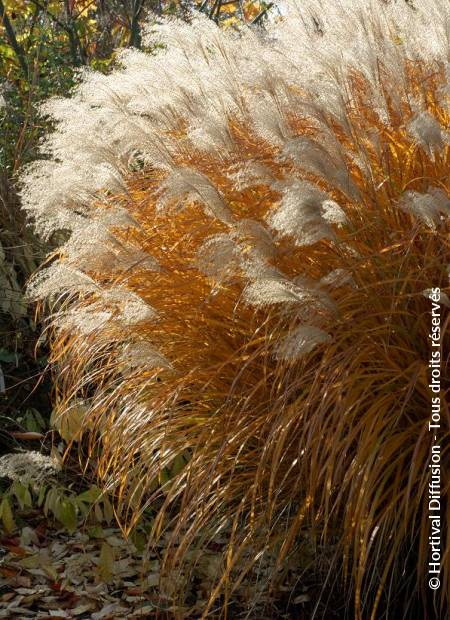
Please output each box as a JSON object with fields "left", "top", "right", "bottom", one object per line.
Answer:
{"left": 74, "top": 498, "right": 90, "bottom": 517}
{"left": 170, "top": 453, "right": 186, "bottom": 477}
{"left": 37, "top": 485, "right": 47, "bottom": 508}
{"left": 43, "top": 487, "right": 58, "bottom": 517}
{"left": 87, "top": 525, "right": 105, "bottom": 539}
{"left": 0, "top": 348, "right": 17, "bottom": 363}
{"left": 102, "top": 496, "right": 114, "bottom": 525}
{"left": 77, "top": 485, "right": 102, "bottom": 504}
{"left": 23, "top": 408, "right": 46, "bottom": 433}
{"left": 11, "top": 481, "right": 32, "bottom": 510}
{"left": 56, "top": 499, "right": 77, "bottom": 532}
{"left": 97, "top": 542, "right": 115, "bottom": 582}
{"left": 0, "top": 497, "right": 15, "bottom": 533}
{"left": 130, "top": 530, "right": 147, "bottom": 553}
{"left": 94, "top": 501, "right": 103, "bottom": 523}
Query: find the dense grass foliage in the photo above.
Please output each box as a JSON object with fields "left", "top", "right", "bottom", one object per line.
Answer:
{"left": 20, "top": 1, "right": 449, "bottom": 617}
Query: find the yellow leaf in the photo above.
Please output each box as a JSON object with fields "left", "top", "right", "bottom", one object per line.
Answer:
{"left": 51, "top": 401, "right": 87, "bottom": 442}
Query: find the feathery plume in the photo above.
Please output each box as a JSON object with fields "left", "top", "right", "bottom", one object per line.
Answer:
{"left": 20, "top": 1, "right": 450, "bottom": 617}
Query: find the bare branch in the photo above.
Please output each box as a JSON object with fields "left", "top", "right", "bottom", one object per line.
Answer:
{"left": 0, "top": 0, "right": 29, "bottom": 78}
{"left": 129, "top": 0, "right": 145, "bottom": 48}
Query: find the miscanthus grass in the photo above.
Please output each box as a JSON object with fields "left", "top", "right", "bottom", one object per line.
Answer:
{"left": 20, "top": 0, "right": 449, "bottom": 616}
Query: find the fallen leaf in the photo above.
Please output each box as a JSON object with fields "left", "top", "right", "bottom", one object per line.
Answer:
{"left": 146, "top": 573, "right": 159, "bottom": 587}
{"left": 17, "top": 553, "right": 40, "bottom": 569}
{"left": 9, "top": 432, "right": 45, "bottom": 440}
{"left": 4, "top": 544, "right": 26, "bottom": 557}
{"left": 129, "top": 605, "right": 156, "bottom": 618}
{"left": 71, "top": 603, "right": 94, "bottom": 615}
{"left": 92, "top": 603, "right": 125, "bottom": 619}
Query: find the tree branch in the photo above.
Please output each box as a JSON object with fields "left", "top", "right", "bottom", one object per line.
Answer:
{"left": 251, "top": 2, "right": 273, "bottom": 25}
{"left": 129, "top": 0, "right": 145, "bottom": 48}
{"left": 64, "top": 0, "right": 87, "bottom": 65}
{"left": 0, "top": 0, "right": 29, "bottom": 79}
{"left": 27, "top": 0, "right": 87, "bottom": 65}
{"left": 28, "top": 0, "right": 68, "bottom": 32}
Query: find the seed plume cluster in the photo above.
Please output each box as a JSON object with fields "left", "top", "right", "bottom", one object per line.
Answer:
{"left": 21, "top": 1, "right": 449, "bottom": 616}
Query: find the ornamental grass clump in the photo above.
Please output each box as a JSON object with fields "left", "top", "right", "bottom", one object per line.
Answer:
{"left": 21, "top": 0, "right": 449, "bottom": 616}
